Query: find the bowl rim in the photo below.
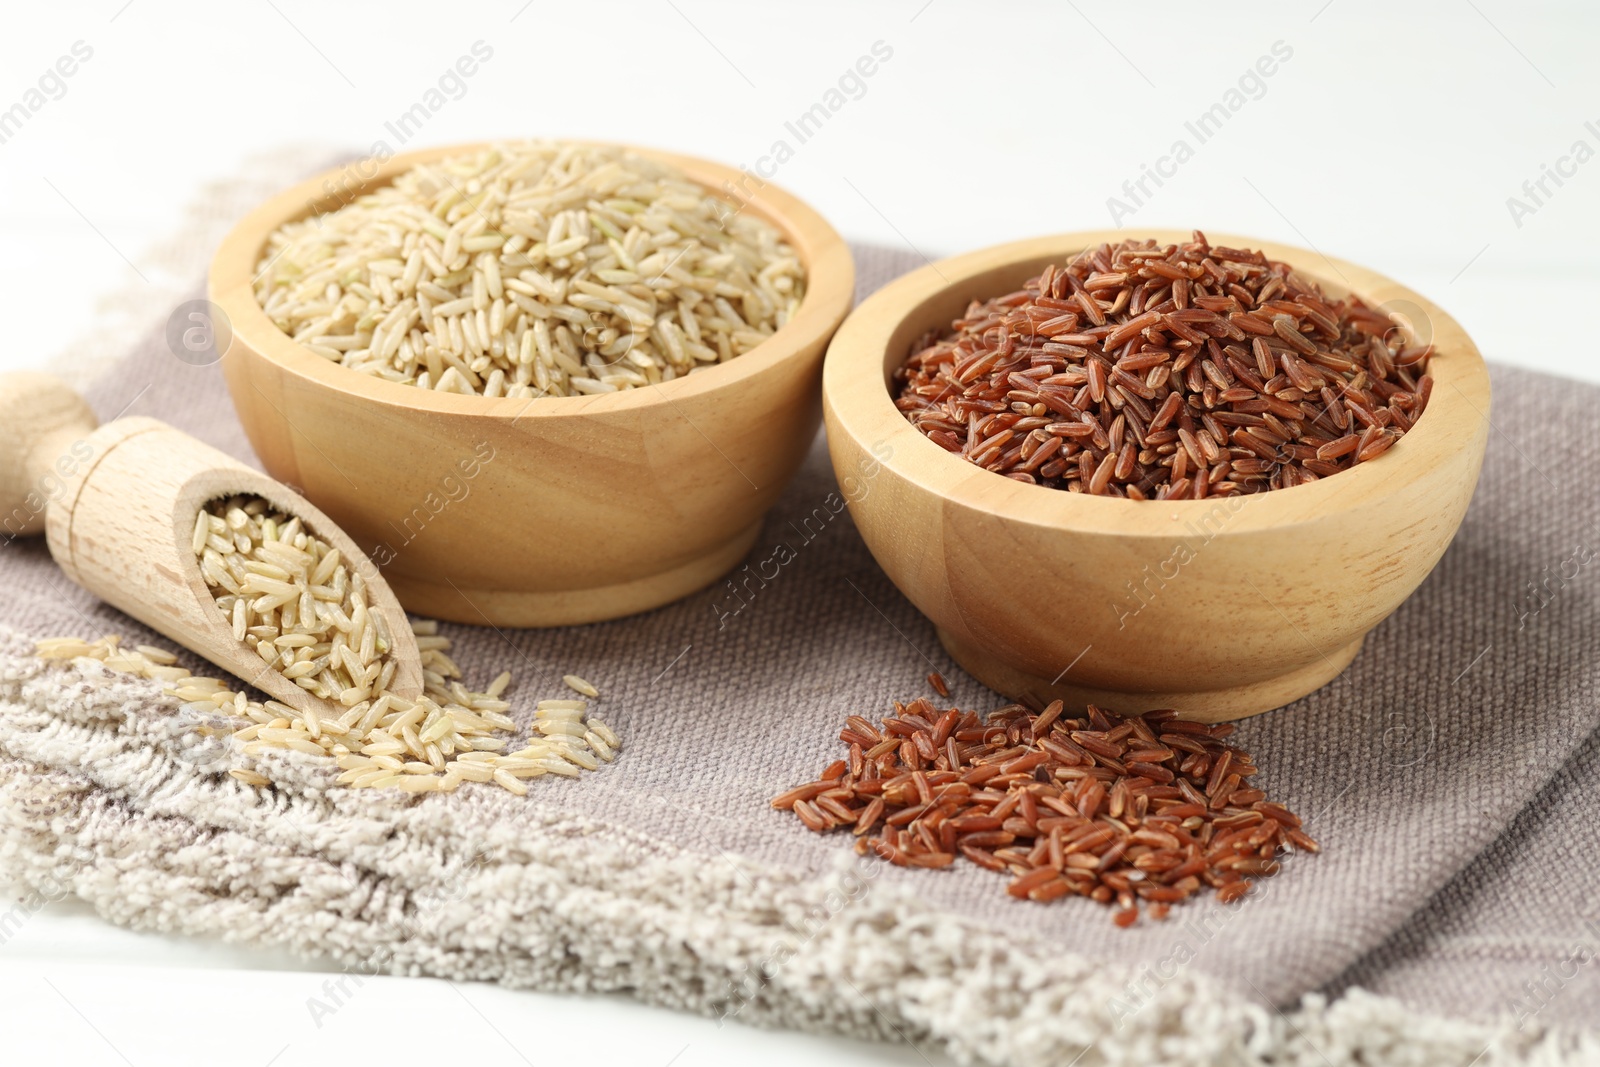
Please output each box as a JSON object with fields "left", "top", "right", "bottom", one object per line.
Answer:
{"left": 823, "top": 229, "right": 1491, "bottom": 539}
{"left": 209, "top": 140, "right": 855, "bottom": 420}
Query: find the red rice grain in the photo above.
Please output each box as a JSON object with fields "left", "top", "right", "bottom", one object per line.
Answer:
{"left": 895, "top": 233, "right": 1433, "bottom": 497}
{"left": 772, "top": 697, "right": 1317, "bottom": 925}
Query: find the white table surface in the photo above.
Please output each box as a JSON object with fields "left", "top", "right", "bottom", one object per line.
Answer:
{"left": 2, "top": 2, "right": 1596, "bottom": 1064}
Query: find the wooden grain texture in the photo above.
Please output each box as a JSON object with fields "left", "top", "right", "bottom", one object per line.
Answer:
{"left": 208, "top": 142, "right": 855, "bottom": 627}
{"left": 822, "top": 230, "right": 1492, "bottom": 721}
{"left": 31, "top": 411, "right": 422, "bottom": 719}
{"left": 0, "top": 371, "right": 99, "bottom": 538}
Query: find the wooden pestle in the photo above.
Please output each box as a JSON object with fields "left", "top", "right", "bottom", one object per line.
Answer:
{"left": 0, "top": 372, "right": 422, "bottom": 716}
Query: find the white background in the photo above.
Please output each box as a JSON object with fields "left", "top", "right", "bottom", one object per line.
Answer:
{"left": 2, "top": 2, "right": 1596, "bottom": 1065}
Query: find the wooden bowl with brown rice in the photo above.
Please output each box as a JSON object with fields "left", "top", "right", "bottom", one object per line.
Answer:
{"left": 210, "top": 141, "right": 854, "bottom": 626}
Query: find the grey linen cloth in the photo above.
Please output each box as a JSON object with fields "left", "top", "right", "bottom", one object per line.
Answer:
{"left": 1, "top": 242, "right": 1597, "bottom": 1066}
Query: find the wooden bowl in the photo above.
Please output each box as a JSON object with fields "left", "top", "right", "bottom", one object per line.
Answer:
{"left": 210, "top": 142, "right": 854, "bottom": 627}
{"left": 823, "top": 230, "right": 1491, "bottom": 721}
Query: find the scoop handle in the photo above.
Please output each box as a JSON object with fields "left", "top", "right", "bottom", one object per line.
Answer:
{"left": 0, "top": 371, "right": 100, "bottom": 538}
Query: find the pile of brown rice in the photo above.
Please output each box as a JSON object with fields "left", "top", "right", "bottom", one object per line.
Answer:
{"left": 37, "top": 632, "right": 616, "bottom": 794}
{"left": 192, "top": 495, "right": 396, "bottom": 707}
{"left": 254, "top": 141, "right": 806, "bottom": 398}
{"left": 895, "top": 232, "right": 1434, "bottom": 498}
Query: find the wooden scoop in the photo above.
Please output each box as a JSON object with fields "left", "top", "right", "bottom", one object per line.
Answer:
{"left": 0, "top": 371, "right": 422, "bottom": 717}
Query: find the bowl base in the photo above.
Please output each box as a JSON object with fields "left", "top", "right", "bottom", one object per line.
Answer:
{"left": 935, "top": 628, "right": 1365, "bottom": 723}
{"left": 386, "top": 520, "right": 763, "bottom": 628}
